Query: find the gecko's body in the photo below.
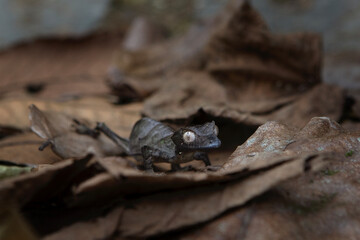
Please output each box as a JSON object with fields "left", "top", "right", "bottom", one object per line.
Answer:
{"left": 97, "top": 117, "right": 221, "bottom": 171}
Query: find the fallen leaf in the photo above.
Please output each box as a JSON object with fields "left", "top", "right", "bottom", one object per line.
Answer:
{"left": 53, "top": 153, "right": 328, "bottom": 239}
{"left": 43, "top": 207, "right": 123, "bottom": 240}
{"left": 144, "top": 72, "right": 344, "bottom": 128}
{"left": 177, "top": 153, "right": 360, "bottom": 240}
{"left": 0, "top": 132, "right": 61, "bottom": 164}
{"left": 224, "top": 116, "right": 358, "bottom": 171}
{"left": 0, "top": 127, "right": 22, "bottom": 139}
{"left": 122, "top": 17, "right": 166, "bottom": 52}
{"left": 0, "top": 32, "right": 123, "bottom": 100}
{"left": 0, "top": 155, "right": 92, "bottom": 207}
{"left": 111, "top": 0, "right": 321, "bottom": 101}
{"left": 0, "top": 205, "right": 38, "bottom": 240}
{"left": 286, "top": 116, "right": 359, "bottom": 154}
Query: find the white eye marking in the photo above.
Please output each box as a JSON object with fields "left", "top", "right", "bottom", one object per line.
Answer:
{"left": 183, "top": 131, "right": 195, "bottom": 143}
{"left": 214, "top": 125, "right": 219, "bottom": 136}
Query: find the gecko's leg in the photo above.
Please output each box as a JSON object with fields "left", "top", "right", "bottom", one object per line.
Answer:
{"left": 194, "top": 152, "right": 220, "bottom": 171}
{"left": 141, "top": 146, "right": 154, "bottom": 172}
{"left": 96, "top": 122, "right": 130, "bottom": 154}
{"left": 144, "top": 157, "right": 154, "bottom": 172}
{"left": 194, "top": 152, "right": 211, "bottom": 166}
{"left": 73, "top": 119, "right": 99, "bottom": 138}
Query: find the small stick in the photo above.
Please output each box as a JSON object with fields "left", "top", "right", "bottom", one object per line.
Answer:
{"left": 39, "top": 140, "right": 51, "bottom": 151}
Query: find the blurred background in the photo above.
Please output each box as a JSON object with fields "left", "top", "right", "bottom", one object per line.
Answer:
{"left": 0, "top": 0, "right": 359, "bottom": 88}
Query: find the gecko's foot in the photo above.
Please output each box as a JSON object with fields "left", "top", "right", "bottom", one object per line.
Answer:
{"left": 73, "top": 119, "right": 99, "bottom": 138}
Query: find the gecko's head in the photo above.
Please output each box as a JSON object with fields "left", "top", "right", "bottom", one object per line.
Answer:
{"left": 171, "top": 121, "right": 221, "bottom": 151}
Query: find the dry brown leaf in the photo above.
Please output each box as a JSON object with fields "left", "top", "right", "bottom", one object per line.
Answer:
{"left": 0, "top": 32, "right": 123, "bottom": 100}
{"left": 72, "top": 151, "right": 310, "bottom": 206}
{"left": 177, "top": 153, "right": 360, "bottom": 240}
{"left": 122, "top": 17, "right": 166, "bottom": 52}
{"left": 342, "top": 121, "right": 360, "bottom": 132}
{"left": 263, "top": 84, "right": 345, "bottom": 128}
{"left": 52, "top": 153, "right": 328, "bottom": 239}
{"left": 0, "top": 127, "right": 22, "bottom": 139}
{"left": 142, "top": 71, "right": 228, "bottom": 121}
{"left": 117, "top": 154, "right": 327, "bottom": 238}
{"left": 225, "top": 116, "right": 359, "bottom": 171}
{"left": 0, "top": 205, "right": 39, "bottom": 240}
{"left": 43, "top": 207, "right": 124, "bottom": 240}
{"left": 0, "top": 132, "right": 61, "bottom": 164}
{"left": 0, "top": 155, "right": 91, "bottom": 207}
{"left": 142, "top": 71, "right": 298, "bottom": 122}
{"left": 286, "top": 117, "right": 360, "bottom": 153}
{"left": 144, "top": 72, "right": 344, "bottom": 128}
{"left": 205, "top": 2, "right": 321, "bottom": 85}
{"left": 111, "top": 0, "right": 321, "bottom": 101}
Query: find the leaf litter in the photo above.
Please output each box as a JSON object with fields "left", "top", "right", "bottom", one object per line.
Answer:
{"left": 0, "top": 0, "right": 359, "bottom": 239}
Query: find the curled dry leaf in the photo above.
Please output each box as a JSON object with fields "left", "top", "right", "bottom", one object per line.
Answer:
{"left": 144, "top": 71, "right": 344, "bottom": 128}
{"left": 111, "top": 0, "right": 339, "bottom": 132}
{"left": 143, "top": 71, "right": 227, "bottom": 121}
{"left": 204, "top": 1, "right": 321, "bottom": 85}
{"left": 111, "top": 0, "right": 321, "bottom": 101}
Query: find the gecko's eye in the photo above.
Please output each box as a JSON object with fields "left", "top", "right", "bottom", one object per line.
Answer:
{"left": 183, "top": 131, "right": 196, "bottom": 143}
{"left": 214, "top": 125, "right": 219, "bottom": 136}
